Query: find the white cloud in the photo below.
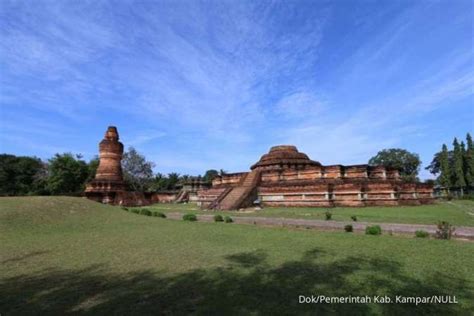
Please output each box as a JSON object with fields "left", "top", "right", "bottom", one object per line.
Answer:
{"left": 273, "top": 91, "right": 326, "bottom": 119}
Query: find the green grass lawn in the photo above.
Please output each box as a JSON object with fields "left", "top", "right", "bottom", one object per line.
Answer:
{"left": 145, "top": 200, "right": 474, "bottom": 226}
{"left": 1, "top": 196, "right": 474, "bottom": 314}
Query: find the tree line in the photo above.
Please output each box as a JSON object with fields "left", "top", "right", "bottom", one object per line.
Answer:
{"left": 0, "top": 147, "right": 224, "bottom": 196}
{"left": 425, "top": 133, "right": 474, "bottom": 194}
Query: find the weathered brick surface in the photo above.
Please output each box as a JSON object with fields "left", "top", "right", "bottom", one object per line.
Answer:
{"left": 85, "top": 127, "right": 158, "bottom": 206}
{"left": 197, "top": 145, "right": 434, "bottom": 209}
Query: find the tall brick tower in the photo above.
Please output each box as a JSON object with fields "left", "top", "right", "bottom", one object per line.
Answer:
{"left": 85, "top": 126, "right": 126, "bottom": 204}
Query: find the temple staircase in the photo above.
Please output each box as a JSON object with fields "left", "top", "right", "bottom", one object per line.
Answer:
{"left": 208, "top": 187, "right": 232, "bottom": 210}
{"left": 217, "top": 170, "right": 261, "bottom": 210}
{"left": 174, "top": 189, "right": 189, "bottom": 203}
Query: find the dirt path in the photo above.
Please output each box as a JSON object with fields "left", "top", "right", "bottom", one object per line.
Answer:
{"left": 166, "top": 212, "right": 474, "bottom": 239}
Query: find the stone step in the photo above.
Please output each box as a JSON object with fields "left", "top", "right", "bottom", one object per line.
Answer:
{"left": 216, "top": 170, "right": 261, "bottom": 210}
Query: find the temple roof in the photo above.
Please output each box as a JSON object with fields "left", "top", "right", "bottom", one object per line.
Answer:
{"left": 250, "top": 145, "right": 321, "bottom": 170}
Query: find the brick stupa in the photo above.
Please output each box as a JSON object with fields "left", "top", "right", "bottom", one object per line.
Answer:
{"left": 85, "top": 126, "right": 126, "bottom": 204}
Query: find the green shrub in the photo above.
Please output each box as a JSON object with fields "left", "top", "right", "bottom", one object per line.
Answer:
{"left": 214, "top": 214, "right": 224, "bottom": 222}
{"left": 351, "top": 215, "right": 357, "bottom": 222}
{"left": 435, "top": 221, "right": 455, "bottom": 240}
{"left": 183, "top": 214, "right": 197, "bottom": 221}
{"left": 140, "top": 208, "right": 152, "bottom": 216}
{"left": 131, "top": 209, "right": 140, "bottom": 214}
{"left": 152, "top": 211, "right": 166, "bottom": 218}
{"left": 121, "top": 206, "right": 129, "bottom": 211}
{"left": 344, "top": 224, "right": 353, "bottom": 232}
{"left": 415, "top": 230, "right": 429, "bottom": 238}
{"left": 325, "top": 211, "right": 332, "bottom": 220}
{"left": 365, "top": 225, "right": 382, "bottom": 235}
{"left": 224, "top": 216, "right": 233, "bottom": 223}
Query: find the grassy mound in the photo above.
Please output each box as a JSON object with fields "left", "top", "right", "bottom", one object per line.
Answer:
{"left": 1, "top": 196, "right": 473, "bottom": 314}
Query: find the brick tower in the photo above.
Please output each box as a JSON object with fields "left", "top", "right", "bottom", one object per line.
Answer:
{"left": 85, "top": 126, "right": 126, "bottom": 204}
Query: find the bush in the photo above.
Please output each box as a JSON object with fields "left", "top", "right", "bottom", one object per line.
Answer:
{"left": 131, "top": 209, "right": 140, "bottom": 214}
{"left": 325, "top": 211, "right": 332, "bottom": 220}
{"left": 214, "top": 214, "right": 224, "bottom": 222}
{"left": 351, "top": 215, "right": 357, "bottom": 222}
{"left": 140, "top": 208, "right": 152, "bottom": 216}
{"left": 224, "top": 216, "right": 233, "bottom": 223}
{"left": 121, "top": 207, "right": 129, "bottom": 211}
{"left": 183, "top": 214, "right": 197, "bottom": 221}
{"left": 365, "top": 225, "right": 382, "bottom": 235}
{"left": 435, "top": 221, "right": 455, "bottom": 240}
{"left": 152, "top": 211, "right": 166, "bottom": 218}
{"left": 415, "top": 230, "right": 429, "bottom": 238}
{"left": 344, "top": 225, "right": 353, "bottom": 232}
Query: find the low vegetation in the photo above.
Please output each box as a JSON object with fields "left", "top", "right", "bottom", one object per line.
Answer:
{"left": 436, "top": 221, "right": 455, "bottom": 240}
{"left": 365, "top": 225, "right": 382, "bottom": 235}
{"left": 224, "top": 216, "right": 233, "bottom": 223}
{"left": 140, "top": 208, "right": 152, "bottom": 216}
{"left": 344, "top": 224, "right": 353, "bottom": 232}
{"left": 415, "top": 230, "right": 429, "bottom": 238}
{"left": 145, "top": 200, "right": 474, "bottom": 227}
{"left": 214, "top": 214, "right": 224, "bottom": 222}
{"left": 152, "top": 211, "right": 166, "bottom": 218}
{"left": 182, "top": 213, "right": 197, "bottom": 221}
{"left": 1, "top": 197, "right": 474, "bottom": 314}
{"left": 324, "top": 211, "right": 332, "bottom": 220}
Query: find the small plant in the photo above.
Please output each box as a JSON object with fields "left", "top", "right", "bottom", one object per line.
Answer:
{"left": 435, "top": 221, "right": 455, "bottom": 240}
{"left": 415, "top": 230, "right": 429, "bottom": 238}
{"left": 344, "top": 224, "right": 353, "bottom": 232}
{"left": 365, "top": 225, "right": 382, "bottom": 235}
{"left": 224, "top": 216, "right": 233, "bottom": 223}
{"left": 351, "top": 215, "right": 357, "bottom": 222}
{"left": 152, "top": 211, "right": 166, "bottom": 218}
{"left": 183, "top": 214, "right": 197, "bottom": 221}
{"left": 325, "top": 211, "right": 332, "bottom": 220}
{"left": 140, "top": 208, "right": 152, "bottom": 216}
{"left": 214, "top": 214, "right": 224, "bottom": 222}
{"left": 121, "top": 206, "right": 129, "bottom": 211}
{"left": 131, "top": 209, "right": 140, "bottom": 214}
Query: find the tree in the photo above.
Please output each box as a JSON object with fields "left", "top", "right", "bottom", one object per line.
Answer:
{"left": 122, "top": 147, "right": 155, "bottom": 192}
{"left": 149, "top": 173, "right": 167, "bottom": 191}
{"left": 452, "top": 138, "right": 466, "bottom": 194}
{"left": 203, "top": 169, "right": 219, "bottom": 183}
{"left": 47, "top": 153, "right": 89, "bottom": 195}
{"left": 0, "top": 154, "right": 45, "bottom": 195}
{"left": 166, "top": 172, "right": 180, "bottom": 190}
{"left": 425, "top": 150, "right": 454, "bottom": 176}
{"left": 438, "top": 144, "right": 451, "bottom": 188}
{"left": 368, "top": 148, "right": 421, "bottom": 182}
{"left": 465, "top": 133, "right": 474, "bottom": 187}
{"left": 87, "top": 156, "right": 100, "bottom": 182}
{"left": 180, "top": 174, "right": 191, "bottom": 182}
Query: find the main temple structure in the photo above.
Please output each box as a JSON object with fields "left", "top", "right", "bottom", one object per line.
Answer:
{"left": 196, "top": 145, "right": 434, "bottom": 209}
{"left": 84, "top": 127, "right": 433, "bottom": 209}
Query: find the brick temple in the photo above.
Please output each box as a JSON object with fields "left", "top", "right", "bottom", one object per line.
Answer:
{"left": 85, "top": 126, "right": 152, "bottom": 206}
{"left": 197, "top": 145, "right": 434, "bottom": 209}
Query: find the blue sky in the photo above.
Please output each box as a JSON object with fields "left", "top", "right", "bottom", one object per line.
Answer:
{"left": 0, "top": 0, "right": 472, "bottom": 179}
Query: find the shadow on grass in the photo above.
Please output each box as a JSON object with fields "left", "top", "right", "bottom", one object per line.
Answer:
{"left": 1, "top": 248, "right": 472, "bottom": 315}
{"left": 1, "top": 250, "right": 50, "bottom": 264}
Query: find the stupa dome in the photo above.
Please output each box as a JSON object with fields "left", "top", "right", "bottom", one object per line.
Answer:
{"left": 250, "top": 145, "right": 321, "bottom": 170}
